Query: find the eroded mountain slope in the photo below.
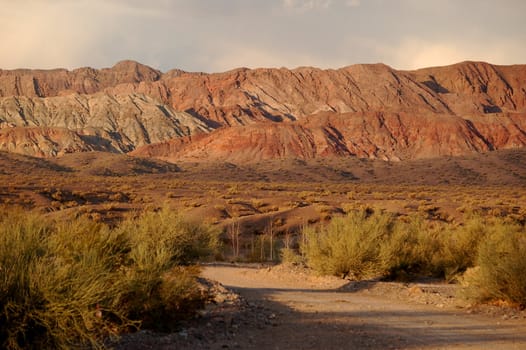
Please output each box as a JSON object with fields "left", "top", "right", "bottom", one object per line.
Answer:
{"left": 0, "top": 93, "right": 210, "bottom": 156}
{"left": 0, "top": 60, "right": 525, "bottom": 160}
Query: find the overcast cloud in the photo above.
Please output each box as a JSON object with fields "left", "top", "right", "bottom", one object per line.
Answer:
{"left": 1, "top": 0, "right": 524, "bottom": 72}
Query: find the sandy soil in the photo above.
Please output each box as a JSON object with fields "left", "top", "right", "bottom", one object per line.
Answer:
{"left": 200, "top": 264, "right": 526, "bottom": 350}
{"left": 115, "top": 264, "right": 526, "bottom": 349}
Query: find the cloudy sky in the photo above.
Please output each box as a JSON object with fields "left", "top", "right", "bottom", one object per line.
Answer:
{"left": 1, "top": 0, "right": 525, "bottom": 72}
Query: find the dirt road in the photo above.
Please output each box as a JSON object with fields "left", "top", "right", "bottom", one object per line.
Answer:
{"left": 200, "top": 264, "right": 526, "bottom": 350}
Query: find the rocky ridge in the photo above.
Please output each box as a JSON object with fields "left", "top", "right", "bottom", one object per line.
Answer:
{"left": 0, "top": 60, "right": 525, "bottom": 160}
{"left": 0, "top": 92, "right": 211, "bottom": 155}
{"left": 0, "top": 60, "right": 161, "bottom": 97}
{"left": 131, "top": 111, "right": 526, "bottom": 162}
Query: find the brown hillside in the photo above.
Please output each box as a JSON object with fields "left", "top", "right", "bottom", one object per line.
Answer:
{"left": 2, "top": 61, "right": 525, "bottom": 125}
{"left": 412, "top": 61, "right": 526, "bottom": 114}
{"left": 0, "top": 61, "right": 525, "bottom": 160}
{"left": 0, "top": 127, "right": 105, "bottom": 157}
{"left": 53, "top": 151, "right": 180, "bottom": 176}
{"left": 108, "top": 62, "right": 526, "bottom": 127}
{"left": 131, "top": 111, "right": 526, "bottom": 163}
{"left": 0, "top": 60, "right": 161, "bottom": 97}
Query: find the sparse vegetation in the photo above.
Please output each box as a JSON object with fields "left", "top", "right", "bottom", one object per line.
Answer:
{"left": 0, "top": 207, "right": 218, "bottom": 349}
{"left": 300, "top": 210, "right": 526, "bottom": 306}
{"left": 1, "top": 150, "right": 526, "bottom": 340}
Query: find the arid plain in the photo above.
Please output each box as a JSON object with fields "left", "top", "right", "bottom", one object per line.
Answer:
{"left": 1, "top": 60, "right": 526, "bottom": 349}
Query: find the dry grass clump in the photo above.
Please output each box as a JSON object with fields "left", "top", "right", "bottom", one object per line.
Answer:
{"left": 0, "top": 207, "right": 218, "bottom": 349}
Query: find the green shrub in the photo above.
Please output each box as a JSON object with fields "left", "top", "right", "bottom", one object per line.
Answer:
{"left": 303, "top": 210, "right": 526, "bottom": 307}
{"left": 301, "top": 212, "right": 502, "bottom": 281}
{"left": 121, "top": 266, "right": 207, "bottom": 331}
{"left": 119, "top": 207, "right": 219, "bottom": 267}
{"left": 378, "top": 216, "right": 427, "bottom": 279}
{"left": 280, "top": 248, "right": 304, "bottom": 266}
{"left": 378, "top": 217, "right": 481, "bottom": 280}
{"left": 0, "top": 207, "right": 219, "bottom": 349}
{"left": 440, "top": 217, "right": 488, "bottom": 279}
{"left": 0, "top": 210, "right": 131, "bottom": 350}
{"left": 461, "top": 220, "right": 526, "bottom": 305}
{"left": 302, "top": 211, "right": 393, "bottom": 279}
{"left": 110, "top": 207, "right": 218, "bottom": 331}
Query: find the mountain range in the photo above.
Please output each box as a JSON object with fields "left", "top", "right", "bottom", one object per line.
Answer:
{"left": 0, "top": 60, "right": 525, "bottom": 162}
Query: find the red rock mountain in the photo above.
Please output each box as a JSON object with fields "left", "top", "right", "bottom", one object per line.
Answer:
{"left": 0, "top": 127, "right": 104, "bottom": 157}
{"left": 0, "top": 60, "right": 525, "bottom": 161}
{"left": 130, "top": 111, "right": 526, "bottom": 162}
{"left": 0, "top": 60, "right": 161, "bottom": 97}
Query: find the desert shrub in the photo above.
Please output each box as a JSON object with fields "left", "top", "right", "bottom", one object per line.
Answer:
{"left": 115, "top": 208, "right": 218, "bottom": 328}
{"left": 461, "top": 220, "right": 526, "bottom": 305}
{"left": 413, "top": 224, "right": 449, "bottom": 277}
{"left": 302, "top": 211, "right": 394, "bottom": 279}
{"left": 302, "top": 212, "right": 492, "bottom": 281}
{"left": 50, "top": 216, "right": 131, "bottom": 272}
{"left": 303, "top": 209, "right": 526, "bottom": 305}
{"left": 121, "top": 266, "right": 207, "bottom": 331}
{"left": 119, "top": 207, "right": 219, "bottom": 267}
{"left": 379, "top": 216, "right": 490, "bottom": 281}
{"left": 357, "top": 215, "right": 445, "bottom": 280}
{"left": 0, "top": 210, "right": 132, "bottom": 350}
{"left": 0, "top": 207, "right": 218, "bottom": 349}
{"left": 378, "top": 217, "right": 428, "bottom": 279}
{"left": 280, "top": 248, "right": 304, "bottom": 266}
{"left": 440, "top": 217, "right": 488, "bottom": 279}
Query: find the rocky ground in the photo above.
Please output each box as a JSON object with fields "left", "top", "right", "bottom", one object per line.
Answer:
{"left": 112, "top": 264, "right": 526, "bottom": 350}
{"left": 113, "top": 273, "right": 284, "bottom": 349}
